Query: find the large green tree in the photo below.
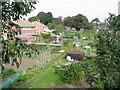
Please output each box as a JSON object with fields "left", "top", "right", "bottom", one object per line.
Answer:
{"left": 64, "top": 16, "right": 74, "bottom": 28}
{"left": 86, "top": 13, "right": 120, "bottom": 88}
{"left": 105, "top": 13, "right": 120, "bottom": 31}
{"left": 0, "top": 0, "right": 39, "bottom": 73}
{"left": 36, "top": 11, "right": 46, "bottom": 23}
{"left": 42, "top": 12, "right": 53, "bottom": 25}
{"left": 32, "top": 11, "right": 53, "bottom": 25}
{"left": 64, "top": 14, "right": 90, "bottom": 30}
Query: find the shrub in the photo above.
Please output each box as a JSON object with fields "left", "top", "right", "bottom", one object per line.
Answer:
{"left": 2, "top": 68, "right": 16, "bottom": 78}
{"left": 86, "top": 30, "right": 120, "bottom": 88}
{"left": 61, "top": 62, "right": 92, "bottom": 83}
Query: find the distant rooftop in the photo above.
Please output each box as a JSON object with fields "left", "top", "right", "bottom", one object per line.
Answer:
{"left": 13, "top": 20, "right": 35, "bottom": 27}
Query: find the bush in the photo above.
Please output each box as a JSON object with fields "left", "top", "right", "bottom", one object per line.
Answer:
{"left": 2, "top": 68, "right": 16, "bottom": 78}
{"left": 63, "top": 39, "right": 71, "bottom": 47}
{"left": 60, "top": 62, "right": 92, "bottom": 83}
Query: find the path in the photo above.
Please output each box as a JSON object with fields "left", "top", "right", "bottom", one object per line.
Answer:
{"left": 4, "top": 58, "right": 38, "bottom": 71}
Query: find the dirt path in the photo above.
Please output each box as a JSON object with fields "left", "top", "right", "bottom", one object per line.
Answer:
{"left": 4, "top": 58, "right": 38, "bottom": 71}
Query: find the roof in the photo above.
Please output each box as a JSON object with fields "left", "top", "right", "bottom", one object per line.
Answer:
{"left": 13, "top": 20, "right": 35, "bottom": 27}
{"left": 15, "top": 35, "right": 36, "bottom": 39}
{"left": 32, "top": 21, "right": 48, "bottom": 29}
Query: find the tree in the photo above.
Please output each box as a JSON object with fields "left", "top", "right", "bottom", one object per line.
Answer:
{"left": 37, "top": 11, "right": 46, "bottom": 23}
{"left": 105, "top": 13, "right": 120, "bottom": 31}
{"left": 47, "top": 17, "right": 63, "bottom": 30}
{"left": 86, "top": 13, "right": 120, "bottom": 88}
{"left": 28, "top": 16, "right": 38, "bottom": 22}
{"left": 74, "top": 14, "right": 90, "bottom": 30}
{"left": 91, "top": 18, "right": 100, "bottom": 24}
{"left": 64, "top": 14, "right": 90, "bottom": 30}
{"left": 53, "top": 24, "right": 65, "bottom": 34}
{"left": 91, "top": 18, "right": 100, "bottom": 28}
{"left": 52, "top": 18, "right": 63, "bottom": 25}
{"left": 42, "top": 12, "right": 53, "bottom": 25}
{"left": 0, "top": 0, "right": 39, "bottom": 73}
{"left": 64, "top": 16, "right": 74, "bottom": 28}
{"left": 36, "top": 12, "right": 53, "bottom": 25}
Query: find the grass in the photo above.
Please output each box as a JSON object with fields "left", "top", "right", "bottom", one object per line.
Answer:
{"left": 9, "top": 29, "right": 97, "bottom": 88}
{"left": 13, "top": 46, "right": 71, "bottom": 88}
{"left": 1, "top": 68, "right": 22, "bottom": 79}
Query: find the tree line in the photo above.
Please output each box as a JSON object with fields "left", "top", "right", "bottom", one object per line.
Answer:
{"left": 28, "top": 12, "right": 101, "bottom": 31}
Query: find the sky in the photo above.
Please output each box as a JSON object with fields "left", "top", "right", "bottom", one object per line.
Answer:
{"left": 25, "top": 0, "right": 120, "bottom": 22}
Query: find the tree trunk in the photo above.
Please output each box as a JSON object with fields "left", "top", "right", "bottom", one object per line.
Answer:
{"left": 0, "top": 61, "right": 4, "bottom": 74}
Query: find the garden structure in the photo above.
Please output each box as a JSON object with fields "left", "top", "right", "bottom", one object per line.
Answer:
{"left": 66, "top": 49, "right": 85, "bottom": 61}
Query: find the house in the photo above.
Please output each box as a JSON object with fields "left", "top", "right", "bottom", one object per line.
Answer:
{"left": 98, "top": 22, "right": 108, "bottom": 30}
{"left": 33, "top": 21, "right": 52, "bottom": 33}
{"left": 13, "top": 19, "right": 36, "bottom": 35}
{"left": 32, "top": 21, "right": 45, "bottom": 34}
{"left": 12, "top": 19, "right": 47, "bottom": 42}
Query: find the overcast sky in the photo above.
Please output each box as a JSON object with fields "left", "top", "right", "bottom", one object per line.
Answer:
{"left": 25, "top": 0, "right": 120, "bottom": 22}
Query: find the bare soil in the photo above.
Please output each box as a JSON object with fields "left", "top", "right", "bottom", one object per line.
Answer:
{"left": 4, "top": 58, "right": 38, "bottom": 71}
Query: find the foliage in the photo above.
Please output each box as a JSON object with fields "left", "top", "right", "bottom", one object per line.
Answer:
{"left": 40, "top": 32, "right": 51, "bottom": 36}
{"left": 37, "top": 11, "right": 46, "bottom": 23}
{"left": 67, "top": 49, "right": 84, "bottom": 55}
{"left": 53, "top": 24, "right": 65, "bottom": 34}
{"left": 47, "top": 23, "right": 55, "bottom": 30}
{"left": 86, "top": 14, "right": 120, "bottom": 88}
{"left": 47, "top": 18, "right": 63, "bottom": 30}
{"left": 64, "top": 14, "right": 90, "bottom": 30}
{"left": 52, "top": 18, "right": 63, "bottom": 25}
{"left": 1, "top": 68, "right": 16, "bottom": 78}
{"left": 64, "top": 31, "right": 81, "bottom": 38}
{"left": 2, "top": 0, "right": 38, "bottom": 21}
{"left": 43, "top": 39, "right": 51, "bottom": 43}
{"left": 29, "top": 11, "right": 53, "bottom": 25}
{"left": 47, "top": 18, "right": 64, "bottom": 34}
{"left": 61, "top": 62, "right": 94, "bottom": 83}
{"left": 105, "top": 14, "right": 120, "bottom": 31}
{"left": 95, "top": 30, "right": 120, "bottom": 88}
{"left": 63, "top": 39, "right": 71, "bottom": 47}
{"left": 9, "top": 68, "right": 36, "bottom": 88}
{"left": 91, "top": 18, "right": 100, "bottom": 24}
{"left": 0, "top": 0, "right": 38, "bottom": 72}
{"left": 8, "top": 47, "right": 69, "bottom": 88}
{"left": 42, "top": 12, "right": 53, "bottom": 25}
{"left": 28, "top": 16, "right": 38, "bottom": 22}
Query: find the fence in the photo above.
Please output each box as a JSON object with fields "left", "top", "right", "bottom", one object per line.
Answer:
{"left": 0, "top": 71, "right": 25, "bottom": 88}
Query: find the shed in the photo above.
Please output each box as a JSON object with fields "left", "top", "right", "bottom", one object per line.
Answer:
{"left": 66, "top": 49, "right": 85, "bottom": 61}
